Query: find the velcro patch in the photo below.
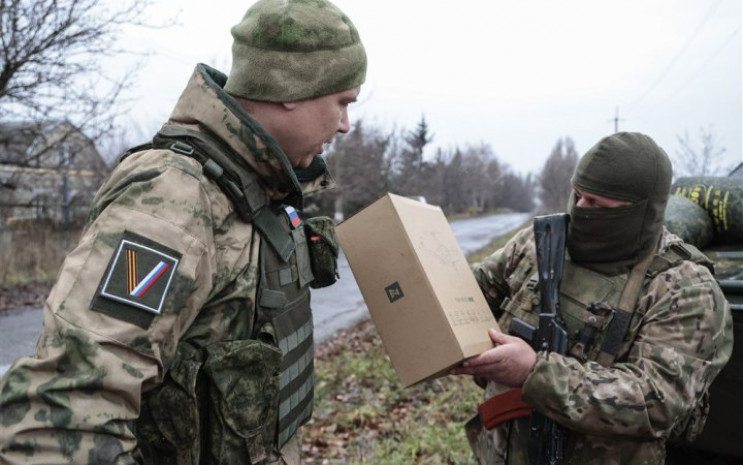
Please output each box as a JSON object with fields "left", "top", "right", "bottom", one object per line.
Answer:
{"left": 96, "top": 232, "right": 181, "bottom": 316}
{"left": 283, "top": 205, "right": 302, "bottom": 229}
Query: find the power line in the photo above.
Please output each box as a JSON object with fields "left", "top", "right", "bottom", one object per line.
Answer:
{"left": 654, "top": 26, "right": 741, "bottom": 108}
{"left": 629, "top": 0, "right": 724, "bottom": 107}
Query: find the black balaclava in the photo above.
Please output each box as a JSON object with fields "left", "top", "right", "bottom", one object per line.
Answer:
{"left": 567, "top": 132, "right": 673, "bottom": 276}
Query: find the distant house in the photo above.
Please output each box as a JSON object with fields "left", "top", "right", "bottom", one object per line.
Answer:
{"left": 0, "top": 120, "right": 109, "bottom": 227}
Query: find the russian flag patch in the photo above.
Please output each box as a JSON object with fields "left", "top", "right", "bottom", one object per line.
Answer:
{"left": 283, "top": 206, "right": 302, "bottom": 229}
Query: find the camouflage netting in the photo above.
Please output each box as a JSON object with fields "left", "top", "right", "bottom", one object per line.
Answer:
{"left": 664, "top": 195, "right": 714, "bottom": 249}
{"left": 672, "top": 177, "right": 743, "bottom": 245}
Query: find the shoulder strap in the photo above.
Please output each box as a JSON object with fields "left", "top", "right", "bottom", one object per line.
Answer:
{"left": 647, "top": 242, "right": 714, "bottom": 277}
{"left": 152, "top": 124, "right": 268, "bottom": 222}
{"left": 153, "top": 125, "right": 295, "bottom": 260}
{"left": 596, "top": 252, "right": 654, "bottom": 367}
{"left": 118, "top": 125, "right": 296, "bottom": 259}
{"left": 253, "top": 207, "right": 295, "bottom": 263}
{"left": 119, "top": 141, "right": 153, "bottom": 161}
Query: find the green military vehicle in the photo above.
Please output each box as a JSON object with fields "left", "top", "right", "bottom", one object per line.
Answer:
{"left": 664, "top": 168, "right": 742, "bottom": 464}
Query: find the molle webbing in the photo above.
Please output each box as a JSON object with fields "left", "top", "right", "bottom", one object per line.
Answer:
{"left": 257, "top": 207, "right": 315, "bottom": 449}
{"left": 276, "top": 310, "right": 314, "bottom": 447}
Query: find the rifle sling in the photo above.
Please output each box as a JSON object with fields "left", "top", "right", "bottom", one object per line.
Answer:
{"left": 596, "top": 251, "right": 655, "bottom": 367}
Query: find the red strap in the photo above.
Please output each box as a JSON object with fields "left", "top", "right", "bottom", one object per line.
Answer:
{"left": 478, "top": 388, "right": 533, "bottom": 430}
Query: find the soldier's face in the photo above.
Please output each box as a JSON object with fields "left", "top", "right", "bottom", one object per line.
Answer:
{"left": 573, "top": 188, "right": 630, "bottom": 209}
{"left": 278, "top": 86, "right": 360, "bottom": 168}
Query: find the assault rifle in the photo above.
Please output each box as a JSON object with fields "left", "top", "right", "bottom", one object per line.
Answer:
{"left": 468, "top": 214, "right": 569, "bottom": 464}
{"left": 528, "top": 213, "right": 569, "bottom": 465}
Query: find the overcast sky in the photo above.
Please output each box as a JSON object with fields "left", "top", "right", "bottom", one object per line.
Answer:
{"left": 119, "top": 0, "right": 742, "bottom": 176}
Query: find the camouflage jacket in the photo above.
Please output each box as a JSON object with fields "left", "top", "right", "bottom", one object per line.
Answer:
{"left": 0, "top": 64, "right": 333, "bottom": 464}
{"left": 470, "top": 226, "right": 733, "bottom": 465}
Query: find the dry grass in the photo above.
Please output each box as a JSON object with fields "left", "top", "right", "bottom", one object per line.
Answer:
{"left": 0, "top": 225, "right": 80, "bottom": 286}
{"left": 305, "top": 320, "right": 483, "bottom": 465}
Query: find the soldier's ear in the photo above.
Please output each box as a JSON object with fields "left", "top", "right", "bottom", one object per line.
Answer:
{"left": 282, "top": 102, "right": 298, "bottom": 111}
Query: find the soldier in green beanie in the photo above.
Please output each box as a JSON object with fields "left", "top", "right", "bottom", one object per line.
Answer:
{"left": 0, "top": 1, "right": 366, "bottom": 464}
{"left": 454, "top": 132, "right": 733, "bottom": 465}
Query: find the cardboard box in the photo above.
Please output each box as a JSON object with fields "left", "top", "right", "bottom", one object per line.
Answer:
{"left": 336, "top": 193, "right": 499, "bottom": 387}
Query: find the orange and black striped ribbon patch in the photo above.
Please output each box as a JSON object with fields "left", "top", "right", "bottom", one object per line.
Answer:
{"left": 126, "top": 249, "right": 138, "bottom": 294}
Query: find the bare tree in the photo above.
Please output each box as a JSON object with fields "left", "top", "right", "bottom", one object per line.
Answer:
{"left": 0, "top": 0, "right": 161, "bottom": 167}
{"left": 322, "top": 119, "right": 393, "bottom": 218}
{"left": 674, "top": 127, "right": 730, "bottom": 179}
{"left": 429, "top": 142, "right": 505, "bottom": 215}
{"left": 538, "top": 137, "right": 579, "bottom": 213}
{"left": 498, "top": 170, "right": 535, "bottom": 213}
{"left": 461, "top": 143, "right": 498, "bottom": 211}
{"left": 481, "top": 157, "right": 504, "bottom": 211}
{"left": 315, "top": 117, "right": 536, "bottom": 218}
{"left": 96, "top": 120, "right": 160, "bottom": 166}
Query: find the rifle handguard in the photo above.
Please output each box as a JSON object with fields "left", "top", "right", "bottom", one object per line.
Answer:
{"left": 478, "top": 388, "right": 533, "bottom": 429}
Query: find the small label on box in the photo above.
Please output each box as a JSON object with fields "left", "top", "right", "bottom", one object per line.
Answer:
{"left": 385, "top": 281, "right": 405, "bottom": 303}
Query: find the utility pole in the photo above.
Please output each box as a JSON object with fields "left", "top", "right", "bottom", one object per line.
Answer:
{"left": 608, "top": 107, "right": 624, "bottom": 133}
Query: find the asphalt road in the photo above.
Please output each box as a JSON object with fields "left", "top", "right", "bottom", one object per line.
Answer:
{"left": 0, "top": 212, "right": 529, "bottom": 376}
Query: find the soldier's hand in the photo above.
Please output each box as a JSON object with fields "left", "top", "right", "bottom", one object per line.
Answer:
{"left": 451, "top": 328, "right": 537, "bottom": 388}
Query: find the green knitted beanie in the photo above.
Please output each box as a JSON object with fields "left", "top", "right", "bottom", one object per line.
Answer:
{"left": 225, "top": 0, "right": 367, "bottom": 102}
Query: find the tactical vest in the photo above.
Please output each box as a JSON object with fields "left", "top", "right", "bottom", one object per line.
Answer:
{"left": 471, "top": 241, "right": 714, "bottom": 465}
{"left": 499, "top": 242, "right": 712, "bottom": 367}
{"left": 129, "top": 125, "right": 333, "bottom": 464}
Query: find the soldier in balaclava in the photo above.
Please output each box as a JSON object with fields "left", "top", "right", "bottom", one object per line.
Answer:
{"left": 455, "top": 132, "right": 732, "bottom": 465}
{"left": 0, "top": 1, "right": 366, "bottom": 463}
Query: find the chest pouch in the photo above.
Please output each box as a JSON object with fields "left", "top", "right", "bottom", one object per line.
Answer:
{"left": 304, "top": 216, "right": 340, "bottom": 289}
{"left": 568, "top": 302, "right": 613, "bottom": 362}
